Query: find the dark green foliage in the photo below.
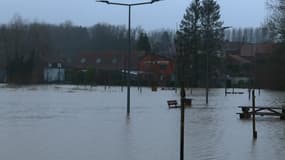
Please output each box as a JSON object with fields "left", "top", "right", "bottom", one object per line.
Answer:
{"left": 200, "top": 0, "right": 224, "bottom": 52}
{"left": 0, "top": 16, "right": 178, "bottom": 85}
{"left": 89, "top": 23, "right": 128, "bottom": 52}
{"left": 136, "top": 32, "right": 151, "bottom": 53}
{"left": 6, "top": 51, "right": 35, "bottom": 84}
{"left": 85, "top": 68, "right": 96, "bottom": 85}
{"left": 69, "top": 68, "right": 96, "bottom": 85}
{"left": 200, "top": 0, "right": 224, "bottom": 87}
{"left": 265, "top": 0, "right": 285, "bottom": 89}
{"left": 149, "top": 30, "right": 176, "bottom": 55}
{"left": 227, "top": 64, "right": 240, "bottom": 75}
{"left": 175, "top": 0, "right": 224, "bottom": 87}
{"left": 48, "top": 21, "right": 90, "bottom": 56}
{"left": 175, "top": 0, "right": 201, "bottom": 87}
{"left": 268, "top": 43, "right": 285, "bottom": 89}
{"left": 1, "top": 16, "right": 49, "bottom": 84}
{"left": 0, "top": 18, "right": 145, "bottom": 65}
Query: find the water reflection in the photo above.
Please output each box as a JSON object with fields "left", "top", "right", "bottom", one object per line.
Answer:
{"left": 0, "top": 85, "right": 284, "bottom": 160}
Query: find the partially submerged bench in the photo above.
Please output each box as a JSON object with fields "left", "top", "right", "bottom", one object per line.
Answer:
{"left": 237, "top": 106, "right": 285, "bottom": 120}
{"left": 167, "top": 98, "right": 192, "bottom": 109}
{"left": 167, "top": 100, "right": 178, "bottom": 108}
{"left": 183, "top": 98, "right": 192, "bottom": 106}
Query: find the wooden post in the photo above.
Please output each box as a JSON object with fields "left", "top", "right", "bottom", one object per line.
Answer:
{"left": 225, "top": 82, "right": 227, "bottom": 96}
{"left": 281, "top": 106, "right": 285, "bottom": 120}
{"left": 248, "top": 88, "right": 251, "bottom": 100}
{"left": 252, "top": 90, "right": 257, "bottom": 139}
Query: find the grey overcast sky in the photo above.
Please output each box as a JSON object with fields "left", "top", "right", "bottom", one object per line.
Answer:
{"left": 0, "top": 0, "right": 268, "bottom": 30}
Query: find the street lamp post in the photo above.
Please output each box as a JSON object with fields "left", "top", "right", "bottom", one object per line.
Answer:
{"left": 96, "top": 0, "right": 162, "bottom": 115}
{"left": 205, "top": 26, "right": 231, "bottom": 105}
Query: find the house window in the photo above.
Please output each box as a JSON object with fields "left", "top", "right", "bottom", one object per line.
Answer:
{"left": 96, "top": 58, "right": 101, "bottom": 64}
{"left": 160, "top": 64, "right": 167, "bottom": 70}
{"left": 112, "top": 58, "right": 117, "bottom": 64}
{"left": 57, "top": 63, "right": 62, "bottom": 68}
{"left": 81, "top": 58, "right": 86, "bottom": 64}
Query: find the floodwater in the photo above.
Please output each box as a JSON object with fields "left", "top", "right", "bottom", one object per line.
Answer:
{"left": 0, "top": 85, "right": 284, "bottom": 160}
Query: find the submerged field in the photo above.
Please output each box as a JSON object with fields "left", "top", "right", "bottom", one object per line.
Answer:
{"left": 0, "top": 85, "right": 284, "bottom": 160}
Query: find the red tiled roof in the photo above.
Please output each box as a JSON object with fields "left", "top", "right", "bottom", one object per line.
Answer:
{"left": 240, "top": 43, "right": 274, "bottom": 57}
{"left": 140, "top": 54, "right": 174, "bottom": 62}
{"left": 228, "top": 55, "right": 251, "bottom": 64}
{"left": 76, "top": 51, "right": 143, "bottom": 70}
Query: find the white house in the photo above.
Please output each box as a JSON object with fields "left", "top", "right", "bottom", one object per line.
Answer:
{"left": 43, "top": 62, "right": 65, "bottom": 83}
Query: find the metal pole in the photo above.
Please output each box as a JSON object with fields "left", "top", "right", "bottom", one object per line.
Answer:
{"left": 57, "top": 63, "right": 60, "bottom": 84}
{"left": 96, "top": 0, "right": 163, "bottom": 115}
{"left": 252, "top": 89, "right": 257, "bottom": 139}
{"left": 127, "top": 5, "right": 131, "bottom": 115}
{"left": 206, "top": 50, "right": 209, "bottom": 104}
{"left": 180, "top": 81, "right": 185, "bottom": 160}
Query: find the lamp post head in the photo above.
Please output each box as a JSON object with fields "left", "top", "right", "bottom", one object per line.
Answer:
{"left": 151, "top": 0, "right": 162, "bottom": 3}
{"left": 96, "top": 0, "right": 110, "bottom": 4}
{"left": 222, "top": 26, "right": 232, "bottom": 30}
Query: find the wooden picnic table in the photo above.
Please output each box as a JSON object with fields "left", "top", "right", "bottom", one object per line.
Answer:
{"left": 237, "top": 105, "right": 285, "bottom": 120}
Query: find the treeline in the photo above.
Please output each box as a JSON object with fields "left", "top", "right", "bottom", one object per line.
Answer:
{"left": 224, "top": 27, "right": 272, "bottom": 43}
{"left": 0, "top": 16, "right": 175, "bottom": 60}
{"left": 0, "top": 16, "right": 175, "bottom": 83}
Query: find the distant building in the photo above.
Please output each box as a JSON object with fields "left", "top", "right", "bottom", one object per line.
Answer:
{"left": 43, "top": 62, "right": 65, "bottom": 83}
{"left": 240, "top": 43, "right": 274, "bottom": 58}
{"left": 138, "top": 54, "right": 175, "bottom": 86}
{"left": 76, "top": 51, "right": 143, "bottom": 71}
{"left": 74, "top": 51, "right": 143, "bottom": 85}
{"left": 224, "top": 42, "right": 275, "bottom": 88}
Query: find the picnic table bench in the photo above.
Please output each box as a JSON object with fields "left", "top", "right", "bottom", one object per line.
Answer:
{"left": 167, "top": 100, "right": 178, "bottom": 108}
{"left": 167, "top": 98, "right": 192, "bottom": 109}
{"left": 226, "top": 91, "right": 244, "bottom": 94}
{"left": 237, "top": 105, "right": 285, "bottom": 120}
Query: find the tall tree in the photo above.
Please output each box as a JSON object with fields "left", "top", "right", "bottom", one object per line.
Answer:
{"left": 176, "top": 0, "right": 201, "bottom": 87}
{"left": 136, "top": 32, "right": 151, "bottom": 53}
{"left": 267, "top": 0, "right": 285, "bottom": 41}
{"left": 148, "top": 30, "right": 175, "bottom": 55}
{"left": 200, "top": 0, "right": 224, "bottom": 86}
{"left": 266, "top": 0, "right": 285, "bottom": 89}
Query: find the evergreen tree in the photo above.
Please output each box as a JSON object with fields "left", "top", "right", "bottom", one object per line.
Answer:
{"left": 176, "top": 0, "right": 201, "bottom": 87}
{"left": 200, "top": 0, "right": 224, "bottom": 86}
{"left": 136, "top": 32, "right": 151, "bottom": 53}
{"left": 160, "top": 31, "right": 172, "bottom": 54}
{"left": 148, "top": 30, "right": 175, "bottom": 55}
